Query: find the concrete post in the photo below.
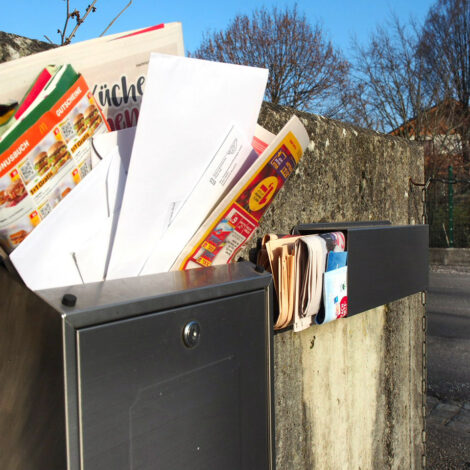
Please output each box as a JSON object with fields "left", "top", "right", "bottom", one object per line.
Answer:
{"left": 241, "top": 103, "right": 426, "bottom": 469}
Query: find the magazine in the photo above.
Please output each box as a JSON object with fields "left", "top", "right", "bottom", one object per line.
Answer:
{"left": 0, "top": 23, "right": 184, "bottom": 131}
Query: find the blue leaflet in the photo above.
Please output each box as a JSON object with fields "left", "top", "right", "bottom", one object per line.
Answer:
{"left": 326, "top": 251, "right": 348, "bottom": 271}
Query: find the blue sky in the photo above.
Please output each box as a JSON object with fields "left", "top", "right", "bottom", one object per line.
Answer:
{"left": 1, "top": 0, "right": 436, "bottom": 55}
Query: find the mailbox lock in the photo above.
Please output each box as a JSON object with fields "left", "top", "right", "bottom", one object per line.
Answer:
{"left": 183, "top": 321, "right": 201, "bottom": 348}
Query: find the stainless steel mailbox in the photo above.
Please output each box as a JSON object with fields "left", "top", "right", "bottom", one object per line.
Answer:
{"left": 0, "top": 262, "right": 273, "bottom": 470}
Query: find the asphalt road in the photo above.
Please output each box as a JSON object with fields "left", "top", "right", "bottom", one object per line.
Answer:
{"left": 426, "top": 268, "right": 470, "bottom": 469}
{"left": 427, "top": 270, "right": 470, "bottom": 400}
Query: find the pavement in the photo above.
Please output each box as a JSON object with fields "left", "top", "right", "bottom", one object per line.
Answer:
{"left": 427, "top": 396, "right": 470, "bottom": 435}
{"left": 426, "top": 396, "right": 470, "bottom": 469}
{"left": 426, "top": 265, "right": 470, "bottom": 469}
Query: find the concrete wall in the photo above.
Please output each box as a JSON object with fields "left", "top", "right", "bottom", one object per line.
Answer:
{"left": 240, "top": 103, "right": 426, "bottom": 469}
{"left": 430, "top": 247, "right": 470, "bottom": 266}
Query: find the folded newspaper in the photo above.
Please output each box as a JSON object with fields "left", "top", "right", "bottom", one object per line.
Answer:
{"left": 0, "top": 65, "right": 109, "bottom": 252}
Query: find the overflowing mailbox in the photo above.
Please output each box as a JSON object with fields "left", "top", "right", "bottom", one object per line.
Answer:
{"left": 0, "top": 262, "right": 274, "bottom": 470}
{"left": 0, "top": 219, "right": 429, "bottom": 469}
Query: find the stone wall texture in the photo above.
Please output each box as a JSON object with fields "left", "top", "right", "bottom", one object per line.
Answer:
{"left": 0, "top": 32, "right": 55, "bottom": 64}
{"left": 241, "top": 103, "right": 426, "bottom": 470}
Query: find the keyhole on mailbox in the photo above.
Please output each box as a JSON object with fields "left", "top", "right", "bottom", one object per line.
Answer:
{"left": 183, "top": 321, "right": 201, "bottom": 348}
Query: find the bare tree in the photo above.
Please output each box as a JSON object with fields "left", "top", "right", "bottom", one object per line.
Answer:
{"left": 191, "top": 5, "right": 350, "bottom": 116}
{"left": 418, "top": 0, "right": 470, "bottom": 166}
{"left": 343, "top": 11, "right": 468, "bottom": 179}
{"left": 344, "top": 17, "right": 431, "bottom": 136}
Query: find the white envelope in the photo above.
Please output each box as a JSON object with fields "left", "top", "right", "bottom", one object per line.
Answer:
{"left": 139, "top": 124, "right": 257, "bottom": 275}
{"left": 10, "top": 148, "right": 126, "bottom": 291}
{"left": 106, "top": 53, "right": 268, "bottom": 280}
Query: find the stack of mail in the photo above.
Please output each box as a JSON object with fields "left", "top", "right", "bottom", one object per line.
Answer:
{"left": 10, "top": 53, "right": 269, "bottom": 290}
{"left": 260, "top": 232, "right": 347, "bottom": 332}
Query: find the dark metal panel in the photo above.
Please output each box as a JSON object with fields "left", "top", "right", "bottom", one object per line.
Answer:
{"left": 37, "top": 262, "right": 272, "bottom": 328}
{"left": 77, "top": 291, "right": 272, "bottom": 470}
{"left": 0, "top": 268, "right": 67, "bottom": 470}
{"left": 292, "top": 220, "right": 391, "bottom": 234}
{"left": 347, "top": 225, "right": 429, "bottom": 315}
{"left": 291, "top": 223, "right": 429, "bottom": 317}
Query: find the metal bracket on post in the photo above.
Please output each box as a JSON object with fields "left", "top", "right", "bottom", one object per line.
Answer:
{"left": 421, "top": 289, "right": 427, "bottom": 468}
{"left": 409, "top": 177, "right": 431, "bottom": 225}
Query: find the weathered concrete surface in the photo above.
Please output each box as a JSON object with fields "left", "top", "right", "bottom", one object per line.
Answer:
{"left": 430, "top": 247, "right": 470, "bottom": 266}
{"left": 0, "top": 32, "right": 55, "bottom": 64}
{"left": 241, "top": 103, "right": 426, "bottom": 469}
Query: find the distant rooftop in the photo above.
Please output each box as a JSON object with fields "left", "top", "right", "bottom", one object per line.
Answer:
{"left": 0, "top": 31, "right": 56, "bottom": 64}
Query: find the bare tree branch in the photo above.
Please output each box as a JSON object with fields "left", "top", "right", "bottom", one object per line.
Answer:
{"left": 63, "top": 0, "right": 98, "bottom": 45}
{"left": 191, "top": 5, "right": 350, "bottom": 116}
{"left": 58, "top": 0, "right": 71, "bottom": 45}
{"left": 100, "top": 1, "right": 133, "bottom": 37}
{"left": 342, "top": 16, "right": 433, "bottom": 137}
{"left": 419, "top": 0, "right": 470, "bottom": 168}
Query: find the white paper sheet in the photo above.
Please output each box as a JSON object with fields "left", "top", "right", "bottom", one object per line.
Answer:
{"left": 106, "top": 53, "right": 268, "bottom": 280}
{"left": 10, "top": 149, "right": 126, "bottom": 291}
{"left": 91, "top": 126, "right": 136, "bottom": 171}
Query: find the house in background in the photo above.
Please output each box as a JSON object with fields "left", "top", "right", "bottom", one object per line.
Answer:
{"left": 391, "top": 99, "right": 470, "bottom": 247}
{"left": 390, "top": 99, "right": 469, "bottom": 180}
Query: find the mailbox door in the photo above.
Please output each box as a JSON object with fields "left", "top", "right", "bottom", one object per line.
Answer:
{"left": 76, "top": 290, "right": 271, "bottom": 470}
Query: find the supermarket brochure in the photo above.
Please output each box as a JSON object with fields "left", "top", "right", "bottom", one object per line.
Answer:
{"left": 0, "top": 23, "right": 184, "bottom": 131}
{"left": 172, "top": 115, "right": 309, "bottom": 272}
